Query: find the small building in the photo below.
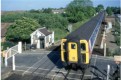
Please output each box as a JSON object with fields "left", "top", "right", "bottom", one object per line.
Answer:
{"left": 52, "top": 9, "right": 66, "bottom": 14}
{"left": 105, "top": 16, "right": 115, "bottom": 26}
{"left": 106, "top": 22, "right": 112, "bottom": 33}
{"left": 30, "top": 27, "right": 54, "bottom": 49}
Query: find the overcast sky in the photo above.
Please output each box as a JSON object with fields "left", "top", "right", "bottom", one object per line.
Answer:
{"left": 1, "top": 0, "right": 120, "bottom": 11}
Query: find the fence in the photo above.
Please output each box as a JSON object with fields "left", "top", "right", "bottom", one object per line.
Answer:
{"left": 2, "top": 42, "right": 22, "bottom": 67}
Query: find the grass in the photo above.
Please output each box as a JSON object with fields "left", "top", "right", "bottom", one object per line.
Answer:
{"left": 52, "top": 19, "right": 89, "bottom": 42}
{"left": 50, "top": 28, "right": 68, "bottom": 41}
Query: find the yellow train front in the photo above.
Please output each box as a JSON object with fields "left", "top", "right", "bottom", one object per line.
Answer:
{"left": 61, "top": 39, "right": 90, "bottom": 68}
{"left": 60, "top": 11, "right": 104, "bottom": 69}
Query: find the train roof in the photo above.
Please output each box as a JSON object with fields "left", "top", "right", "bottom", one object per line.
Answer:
{"left": 66, "top": 11, "right": 104, "bottom": 41}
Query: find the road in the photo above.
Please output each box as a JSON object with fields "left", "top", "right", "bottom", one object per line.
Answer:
{"left": 5, "top": 51, "right": 117, "bottom": 80}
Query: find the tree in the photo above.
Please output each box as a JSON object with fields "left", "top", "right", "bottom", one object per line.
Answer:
{"left": 96, "top": 4, "right": 104, "bottom": 12}
{"left": 38, "top": 14, "right": 68, "bottom": 29}
{"left": 111, "top": 7, "right": 120, "bottom": 14}
{"left": 68, "top": 0, "right": 93, "bottom": 7}
{"left": 65, "top": 0, "right": 95, "bottom": 23}
{"left": 106, "top": 7, "right": 113, "bottom": 16}
{"left": 42, "top": 8, "right": 52, "bottom": 13}
{"left": 6, "top": 17, "right": 40, "bottom": 42}
{"left": 29, "top": 9, "right": 42, "bottom": 13}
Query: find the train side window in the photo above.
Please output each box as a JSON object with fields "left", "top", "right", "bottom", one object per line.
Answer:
{"left": 71, "top": 44, "right": 76, "bottom": 49}
{"left": 81, "top": 43, "right": 86, "bottom": 51}
{"left": 63, "top": 43, "right": 66, "bottom": 49}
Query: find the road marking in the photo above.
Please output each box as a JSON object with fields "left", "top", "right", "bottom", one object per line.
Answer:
{"left": 91, "top": 55, "right": 97, "bottom": 79}
{"left": 22, "top": 54, "right": 47, "bottom": 75}
{"left": 15, "top": 69, "right": 92, "bottom": 80}
{"left": 16, "top": 65, "right": 91, "bottom": 76}
{"left": 92, "top": 56, "right": 114, "bottom": 61}
{"left": 22, "top": 52, "right": 58, "bottom": 75}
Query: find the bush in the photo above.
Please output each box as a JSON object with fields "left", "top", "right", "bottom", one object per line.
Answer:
{"left": 6, "top": 17, "right": 40, "bottom": 42}
{"left": 1, "top": 41, "right": 16, "bottom": 50}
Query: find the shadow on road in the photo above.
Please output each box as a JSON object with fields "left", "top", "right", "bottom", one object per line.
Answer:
{"left": 47, "top": 45, "right": 64, "bottom": 69}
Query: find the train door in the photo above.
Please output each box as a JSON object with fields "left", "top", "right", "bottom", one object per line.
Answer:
{"left": 61, "top": 39, "right": 67, "bottom": 62}
{"left": 80, "top": 40, "right": 89, "bottom": 64}
{"left": 68, "top": 42, "right": 78, "bottom": 63}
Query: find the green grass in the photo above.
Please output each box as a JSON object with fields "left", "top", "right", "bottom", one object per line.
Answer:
{"left": 51, "top": 19, "right": 89, "bottom": 42}
{"left": 50, "top": 28, "right": 68, "bottom": 41}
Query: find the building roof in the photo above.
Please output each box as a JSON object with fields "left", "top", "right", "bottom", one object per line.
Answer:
{"left": 38, "top": 27, "right": 52, "bottom": 36}
{"left": 52, "top": 9, "right": 65, "bottom": 14}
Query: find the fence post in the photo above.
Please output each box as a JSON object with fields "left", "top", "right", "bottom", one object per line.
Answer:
{"left": 119, "top": 62, "right": 121, "bottom": 80}
{"left": 18, "top": 42, "right": 22, "bottom": 53}
{"left": 25, "top": 42, "right": 26, "bottom": 51}
{"left": 107, "top": 65, "right": 110, "bottom": 80}
{"left": 104, "top": 43, "right": 106, "bottom": 57}
{"left": 9, "top": 48, "right": 11, "bottom": 57}
{"left": 5, "top": 53, "right": 8, "bottom": 67}
{"left": 12, "top": 55, "right": 15, "bottom": 70}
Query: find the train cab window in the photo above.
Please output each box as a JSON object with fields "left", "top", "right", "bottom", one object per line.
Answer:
{"left": 63, "top": 43, "right": 66, "bottom": 49}
{"left": 81, "top": 43, "right": 86, "bottom": 51}
{"left": 71, "top": 44, "right": 76, "bottom": 49}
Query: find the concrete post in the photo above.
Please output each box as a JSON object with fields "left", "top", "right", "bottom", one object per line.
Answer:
{"left": 25, "top": 42, "right": 26, "bottom": 51}
{"left": 120, "top": 47, "right": 121, "bottom": 80}
{"left": 5, "top": 53, "right": 8, "bottom": 67}
{"left": 119, "top": 62, "right": 121, "bottom": 80}
{"left": 100, "top": 38, "right": 104, "bottom": 49}
{"left": 9, "top": 48, "right": 11, "bottom": 57}
{"left": 18, "top": 42, "right": 22, "bottom": 53}
{"left": 12, "top": 55, "right": 15, "bottom": 70}
{"left": 107, "top": 65, "right": 110, "bottom": 80}
{"left": 104, "top": 43, "right": 106, "bottom": 57}
{"left": 52, "top": 31, "right": 54, "bottom": 43}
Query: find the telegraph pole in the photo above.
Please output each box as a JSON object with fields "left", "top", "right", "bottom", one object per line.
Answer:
{"left": 104, "top": 27, "right": 107, "bottom": 57}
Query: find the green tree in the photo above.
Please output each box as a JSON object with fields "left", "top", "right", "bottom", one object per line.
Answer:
{"left": 96, "top": 4, "right": 104, "bottom": 12}
{"left": 6, "top": 17, "right": 40, "bottom": 42}
{"left": 43, "top": 8, "right": 52, "bottom": 13}
{"left": 68, "top": 0, "right": 93, "bottom": 7}
{"left": 38, "top": 14, "right": 68, "bottom": 29}
{"left": 106, "top": 7, "right": 113, "bottom": 16}
{"left": 66, "top": 0, "right": 95, "bottom": 23}
{"left": 29, "top": 9, "right": 42, "bottom": 13}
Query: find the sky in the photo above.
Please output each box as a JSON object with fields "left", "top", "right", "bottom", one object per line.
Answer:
{"left": 1, "top": 0, "right": 120, "bottom": 11}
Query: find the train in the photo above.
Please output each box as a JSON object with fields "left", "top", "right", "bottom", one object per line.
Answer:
{"left": 61, "top": 11, "right": 105, "bottom": 69}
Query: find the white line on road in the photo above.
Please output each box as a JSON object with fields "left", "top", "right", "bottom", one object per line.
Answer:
{"left": 15, "top": 69, "right": 92, "bottom": 80}
{"left": 16, "top": 66, "right": 91, "bottom": 77}
{"left": 92, "top": 56, "right": 114, "bottom": 61}
{"left": 91, "top": 55, "right": 97, "bottom": 79}
{"left": 22, "top": 54, "right": 47, "bottom": 75}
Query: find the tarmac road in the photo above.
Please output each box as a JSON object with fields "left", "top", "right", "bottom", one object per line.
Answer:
{"left": 6, "top": 51, "right": 117, "bottom": 80}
